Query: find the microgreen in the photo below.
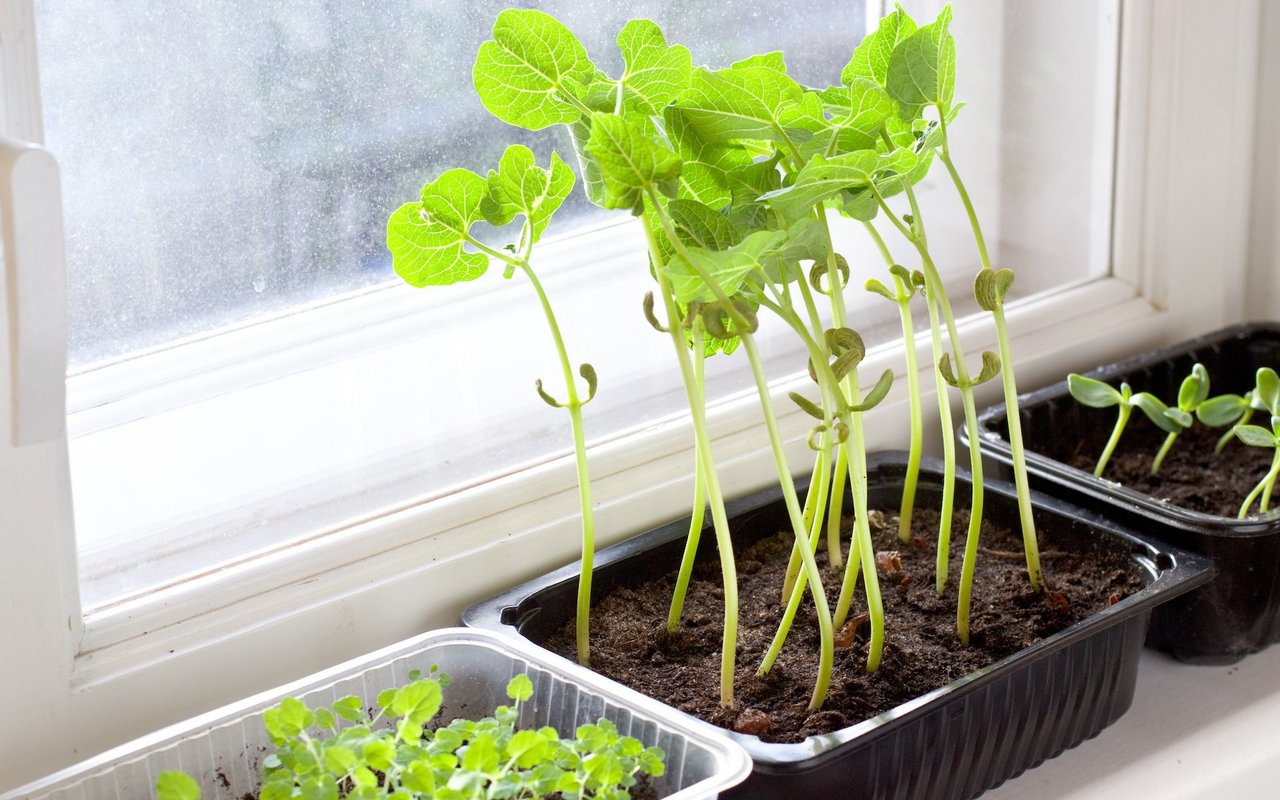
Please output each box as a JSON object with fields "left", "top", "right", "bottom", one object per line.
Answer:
{"left": 1067, "top": 374, "right": 1140, "bottom": 477}
{"left": 387, "top": 145, "right": 598, "bottom": 666}
{"left": 156, "top": 674, "right": 664, "bottom": 800}
{"left": 1235, "top": 416, "right": 1280, "bottom": 518}
{"left": 1199, "top": 367, "right": 1280, "bottom": 452}
{"left": 1145, "top": 363, "right": 1210, "bottom": 474}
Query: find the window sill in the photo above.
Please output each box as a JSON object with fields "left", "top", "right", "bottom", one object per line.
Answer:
{"left": 987, "top": 646, "right": 1280, "bottom": 799}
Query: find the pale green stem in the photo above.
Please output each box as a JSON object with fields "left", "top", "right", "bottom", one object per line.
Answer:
{"left": 815, "top": 216, "right": 884, "bottom": 669}
{"left": 641, "top": 215, "right": 739, "bottom": 707}
{"left": 924, "top": 279, "right": 956, "bottom": 592}
{"left": 668, "top": 327, "right": 708, "bottom": 634}
{"left": 1216, "top": 408, "right": 1253, "bottom": 453}
{"left": 939, "top": 139, "right": 1041, "bottom": 591}
{"left": 992, "top": 304, "right": 1042, "bottom": 589}
{"left": 1095, "top": 404, "right": 1132, "bottom": 477}
{"left": 782, "top": 448, "right": 828, "bottom": 604}
{"left": 828, "top": 443, "right": 850, "bottom": 565}
{"left": 743, "top": 334, "right": 834, "bottom": 708}
{"left": 1240, "top": 448, "right": 1280, "bottom": 518}
{"left": 873, "top": 185, "right": 987, "bottom": 643}
{"left": 1152, "top": 432, "right": 1179, "bottom": 475}
{"left": 519, "top": 261, "right": 594, "bottom": 666}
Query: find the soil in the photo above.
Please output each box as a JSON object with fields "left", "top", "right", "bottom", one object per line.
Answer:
{"left": 1028, "top": 409, "right": 1274, "bottom": 518}
{"left": 540, "top": 506, "right": 1144, "bottom": 743}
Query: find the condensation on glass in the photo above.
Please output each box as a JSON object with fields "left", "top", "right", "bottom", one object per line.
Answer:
{"left": 36, "top": 0, "right": 868, "bottom": 367}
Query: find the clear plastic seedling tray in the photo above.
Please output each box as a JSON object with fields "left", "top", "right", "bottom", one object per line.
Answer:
{"left": 1, "top": 628, "right": 751, "bottom": 800}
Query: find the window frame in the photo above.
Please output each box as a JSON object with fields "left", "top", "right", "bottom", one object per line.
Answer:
{"left": 0, "top": 0, "right": 1268, "bottom": 792}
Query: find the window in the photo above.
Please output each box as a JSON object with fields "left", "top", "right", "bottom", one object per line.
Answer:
{"left": 31, "top": 0, "right": 1121, "bottom": 607}
{"left": 4, "top": 0, "right": 1267, "bottom": 792}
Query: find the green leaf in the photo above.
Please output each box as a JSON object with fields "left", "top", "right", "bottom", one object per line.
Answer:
{"left": 668, "top": 198, "right": 745, "bottom": 251}
{"left": 390, "top": 680, "right": 444, "bottom": 727}
{"left": 506, "top": 673, "right": 535, "bottom": 702}
{"left": 402, "top": 761, "right": 437, "bottom": 795}
{"left": 388, "top": 168, "right": 492, "bottom": 287}
{"left": 850, "top": 369, "right": 895, "bottom": 412}
{"left": 674, "top": 65, "right": 804, "bottom": 145}
{"left": 802, "top": 79, "right": 894, "bottom": 160}
{"left": 661, "top": 228, "right": 786, "bottom": 304}
{"left": 333, "top": 696, "right": 366, "bottom": 723}
{"left": 789, "top": 392, "right": 825, "bottom": 420}
{"left": 584, "top": 113, "right": 681, "bottom": 214}
{"left": 732, "top": 52, "right": 788, "bottom": 72}
{"left": 155, "top": 771, "right": 201, "bottom": 800}
{"left": 757, "top": 148, "right": 918, "bottom": 220}
{"left": 1068, "top": 374, "right": 1123, "bottom": 408}
{"left": 1132, "top": 392, "right": 1183, "bottom": 434}
{"left": 1197, "top": 394, "right": 1248, "bottom": 427}
{"left": 663, "top": 108, "right": 755, "bottom": 207}
{"left": 613, "top": 20, "right": 692, "bottom": 115}
{"left": 1255, "top": 368, "right": 1280, "bottom": 414}
{"left": 843, "top": 4, "right": 919, "bottom": 88}
{"left": 363, "top": 739, "right": 397, "bottom": 772}
{"left": 264, "top": 697, "right": 315, "bottom": 741}
{"left": 885, "top": 5, "right": 956, "bottom": 119}
{"left": 1177, "top": 363, "right": 1210, "bottom": 411}
{"left": 472, "top": 9, "right": 595, "bottom": 130}
{"left": 973, "top": 268, "right": 1014, "bottom": 312}
{"left": 1235, "top": 424, "right": 1278, "bottom": 448}
{"left": 323, "top": 746, "right": 358, "bottom": 776}
{"left": 462, "top": 733, "right": 501, "bottom": 773}
{"left": 483, "top": 145, "right": 575, "bottom": 244}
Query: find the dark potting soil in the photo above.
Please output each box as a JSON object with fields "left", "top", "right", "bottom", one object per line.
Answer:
{"left": 540, "top": 506, "right": 1144, "bottom": 743}
{"left": 1026, "top": 409, "right": 1274, "bottom": 518}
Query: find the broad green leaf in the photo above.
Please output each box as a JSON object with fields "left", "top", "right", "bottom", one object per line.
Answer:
{"left": 661, "top": 228, "right": 786, "bottom": 303}
{"left": 613, "top": 20, "right": 692, "bottom": 115}
{"left": 1177, "top": 364, "right": 1210, "bottom": 411}
{"left": 803, "top": 79, "right": 893, "bottom": 160}
{"left": 472, "top": 9, "right": 595, "bottom": 130}
{"left": 390, "top": 679, "right": 443, "bottom": 726}
{"left": 1255, "top": 368, "right": 1280, "bottom": 414}
{"left": 732, "top": 52, "right": 788, "bottom": 72}
{"left": 264, "top": 697, "right": 315, "bottom": 741}
{"left": 1068, "top": 374, "right": 1122, "bottom": 408}
{"left": 1236, "top": 424, "right": 1279, "bottom": 448}
{"left": 1197, "top": 394, "right": 1249, "bottom": 427}
{"left": 584, "top": 113, "right": 681, "bottom": 214}
{"left": 155, "top": 771, "right": 201, "bottom": 800}
{"left": 663, "top": 108, "right": 753, "bottom": 206}
{"left": 363, "top": 739, "right": 397, "bottom": 772}
{"left": 483, "top": 145, "right": 575, "bottom": 243}
{"left": 323, "top": 746, "right": 358, "bottom": 775}
{"left": 506, "top": 673, "right": 535, "bottom": 702}
{"left": 332, "top": 696, "right": 365, "bottom": 723}
{"left": 668, "top": 198, "right": 745, "bottom": 251}
{"left": 1132, "top": 392, "right": 1182, "bottom": 434}
{"left": 757, "top": 148, "right": 917, "bottom": 220}
{"left": 843, "top": 4, "right": 918, "bottom": 87}
{"left": 885, "top": 5, "right": 956, "bottom": 119}
{"left": 674, "top": 65, "right": 804, "bottom": 145}
{"left": 388, "top": 168, "right": 491, "bottom": 287}
{"left": 461, "top": 733, "right": 501, "bottom": 773}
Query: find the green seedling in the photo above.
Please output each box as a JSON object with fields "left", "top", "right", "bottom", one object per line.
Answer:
{"left": 1067, "top": 374, "right": 1138, "bottom": 476}
{"left": 387, "top": 145, "right": 599, "bottom": 666}
{"left": 156, "top": 673, "right": 663, "bottom": 800}
{"left": 1148, "top": 363, "right": 1210, "bottom": 474}
{"left": 867, "top": 265, "right": 924, "bottom": 544}
{"left": 1199, "top": 367, "right": 1280, "bottom": 452}
{"left": 1235, "top": 416, "right": 1280, "bottom": 518}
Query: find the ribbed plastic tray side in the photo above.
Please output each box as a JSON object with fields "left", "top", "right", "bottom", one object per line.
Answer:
{"left": 1, "top": 629, "right": 750, "bottom": 800}
{"left": 967, "top": 322, "right": 1280, "bottom": 662}
{"left": 733, "top": 616, "right": 1145, "bottom": 800}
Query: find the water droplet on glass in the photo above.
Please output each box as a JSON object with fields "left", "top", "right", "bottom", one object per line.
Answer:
{"left": 252, "top": 275, "right": 267, "bottom": 293}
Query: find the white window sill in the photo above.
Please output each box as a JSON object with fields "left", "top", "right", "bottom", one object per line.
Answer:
{"left": 988, "top": 646, "right": 1280, "bottom": 799}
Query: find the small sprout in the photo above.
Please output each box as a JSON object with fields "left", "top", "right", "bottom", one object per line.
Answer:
{"left": 1235, "top": 416, "right": 1280, "bottom": 518}
{"left": 1067, "top": 374, "right": 1136, "bottom": 476}
{"left": 1207, "top": 368, "right": 1280, "bottom": 453}
{"left": 809, "top": 253, "right": 850, "bottom": 294}
{"left": 937, "top": 351, "right": 999, "bottom": 389}
{"left": 1145, "top": 363, "right": 1209, "bottom": 474}
{"left": 973, "top": 267, "right": 1014, "bottom": 312}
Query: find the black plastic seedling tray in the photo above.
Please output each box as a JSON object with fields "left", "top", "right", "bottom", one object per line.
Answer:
{"left": 464, "top": 452, "right": 1209, "bottom": 800}
{"left": 966, "top": 322, "right": 1280, "bottom": 664}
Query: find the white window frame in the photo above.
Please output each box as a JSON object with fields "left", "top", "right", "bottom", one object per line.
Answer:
{"left": 0, "top": 0, "right": 1269, "bottom": 791}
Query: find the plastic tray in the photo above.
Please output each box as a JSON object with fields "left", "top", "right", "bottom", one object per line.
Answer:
{"left": 965, "top": 321, "right": 1280, "bottom": 662}
{"left": 0, "top": 628, "right": 751, "bottom": 800}
{"left": 464, "top": 452, "right": 1210, "bottom": 800}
